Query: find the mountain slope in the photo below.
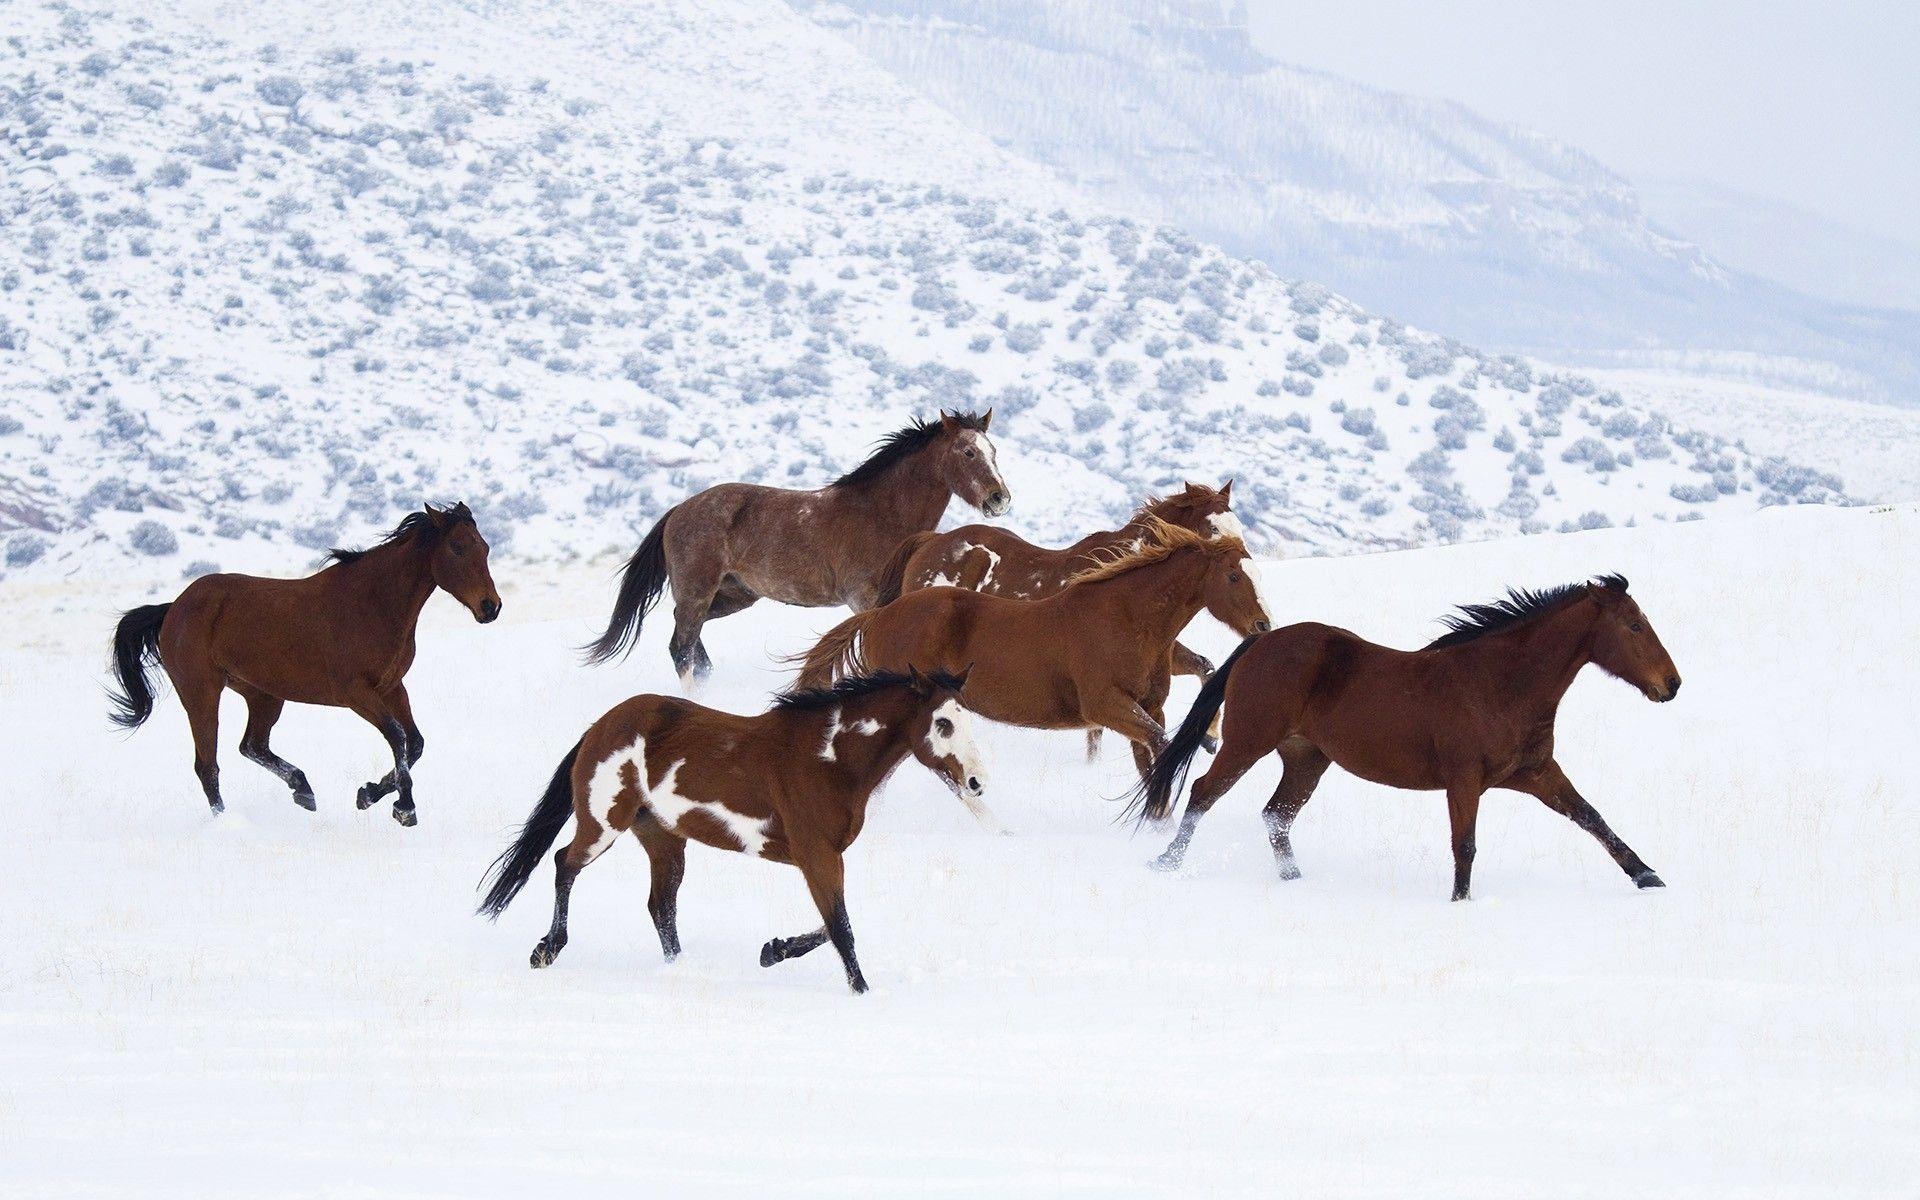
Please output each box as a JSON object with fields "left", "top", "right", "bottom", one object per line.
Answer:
{"left": 792, "top": 0, "right": 1920, "bottom": 403}
{"left": 0, "top": 0, "right": 1847, "bottom": 582}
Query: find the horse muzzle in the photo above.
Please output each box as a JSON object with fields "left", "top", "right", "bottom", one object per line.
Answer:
{"left": 1645, "top": 675, "right": 1681, "bottom": 702}
{"left": 477, "top": 598, "right": 502, "bottom": 624}
{"left": 983, "top": 491, "right": 1011, "bottom": 518}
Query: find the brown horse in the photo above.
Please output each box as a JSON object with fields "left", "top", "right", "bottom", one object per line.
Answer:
{"left": 584, "top": 410, "right": 1010, "bottom": 683}
{"left": 477, "top": 668, "right": 984, "bottom": 994}
{"left": 874, "top": 480, "right": 1244, "bottom": 759}
{"left": 107, "top": 503, "right": 502, "bottom": 825}
{"left": 796, "top": 518, "right": 1270, "bottom": 783}
{"left": 1133, "top": 575, "right": 1682, "bottom": 900}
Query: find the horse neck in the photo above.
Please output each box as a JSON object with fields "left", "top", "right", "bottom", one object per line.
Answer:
{"left": 1455, "top": 598, "right": 1599, "bottom": 717}
{"left": 336, "top": 540, "right": 437, "bottom": 637}
{"left": 1078, "top": 550, "right": 1209, "bottom": 645}
{"left": 804, "top": 692, "right": 920, "bottom": 797}
{"left": 838, "top": 445, "right": 953, "bottom": 544}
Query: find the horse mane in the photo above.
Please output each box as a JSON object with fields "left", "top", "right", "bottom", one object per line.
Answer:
{"left": 1129, "top": 483, "right": 1215, "bottom": 524}
{"left": 328, "top": 502, "right": 473, "bottom": 564}
{"left": 1426, "top": 573, "right": 1629, "bottom": 649}
{"left": 1067, "top": 516, "right": 1246, "bottom": 586}
{"left": 772, "top": 668, "right": 969, "bottom": 712}
{"left": 831, "top": 411, "right": 989, "bottom": 489}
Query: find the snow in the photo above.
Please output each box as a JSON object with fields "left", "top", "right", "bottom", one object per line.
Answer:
{"left": 4, "top": 503, "right": 1916, "bottom": 1195}
{"left": 0, "top": 0, "right": 1856, "bottom": 586}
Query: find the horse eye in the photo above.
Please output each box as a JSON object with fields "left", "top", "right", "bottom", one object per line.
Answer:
{"left": 934, "top": 718, "right": 953, "bottom": 737}
{"left": 451, "top": 543, "right": 468, "bottom": 557}
{"left": 1630, "top": 622, "right": 1644, "bottom": 633}
{"left": 964, "top": 448, "right": 976, "bottom": 458}
{"left": 1229, "top": 571, "right": 1243, "bottom": 582}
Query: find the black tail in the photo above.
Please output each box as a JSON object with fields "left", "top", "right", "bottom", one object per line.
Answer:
{"left": 107, "top": 603, "right": 172, "bottom": 729}
{"left": 582, "top": 507, "right": 674, "bottom": 665}
{"left": 1125, "top": 635, "right": 1260, "bottom": 824}
{"left": 477, "top": 738, "right": 583, "bottom": 919}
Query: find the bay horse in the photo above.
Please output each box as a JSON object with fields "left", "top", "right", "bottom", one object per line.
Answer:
{"left": 477, "top": 668, "right": 984, "bottom": 995}
{"left": 1132, "top": 574, "right": 1682, "bottom": 901}
{"left": 795, "top": 518, "right": 1270, "bottom": 784}
{"left": 873, "top": 480, "right": 1245, "bottom": 759}
{"left": 106, "top": 503, "right": 502, "bottom": 825}
{"left": 583, "top": 410, "right": 1010, "bottom": 683}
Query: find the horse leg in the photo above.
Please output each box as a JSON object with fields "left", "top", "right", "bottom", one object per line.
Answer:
{"left": 1169, "top": 641, "right": 1221, "bottom": 752}
{"left": 1446, "top": 781, "right": 1485, "bottom": 901}
{"left": 179, "top": 680, "right": 225, "bottom": 815}
{"left": 1084, "top": 690, "right": 1168, "bottom": 778}
{"left": 1262, "top": 740, "right": 1331, "bottom": 880}
{"left": 634, "top": 820, "right": 687, "bottom": 962}
{"left": 356, "top": 683, "right": 423, "bottom": 816}
{"left": 667, "top": 586, "right": 719, "bottom": 687}
{"left": 532, "top": 815, "right": 620, "bottom": 969}
{"left": 1514, "top": 761, "right": 1663, "bottom": 889}
{"left": 235, "top": 686, "right": 314, "bottom": 811}
{"left": 760, "top": 927, "right": 830, "bottom": 967}
{"left": 792, "top": 845, "right": 867, "bottom": 994}
{"left": 1127, "top": 696, "right": 1170, "bottom": 781}
{"left": 1151, "top": 735, "right": 1268, "bottom": 871}
{"left": 346, "top": 690, "right": 418, "bottom": 827}
{"left": 1085, "top": 729, "right": 1102, "bottom": 762}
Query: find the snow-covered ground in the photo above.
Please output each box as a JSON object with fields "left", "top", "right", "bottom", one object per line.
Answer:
{"left": 4, "top": 503, "right": 1916, "bottom": 1196}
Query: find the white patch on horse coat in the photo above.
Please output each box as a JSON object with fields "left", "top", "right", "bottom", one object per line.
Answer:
{"left": 586, "top": 736, "right": 771, "bottom": 857}
{"left": 977, "top": 546, "right": 1002, "bottom": 589}
{"left": 1210, "top": 511, "right": 1246, "bottom": 540}
{"left": 850, "top": 718, "right": 881, "bottom": 736}
{"left": 818, "top": 707, "right": 843, "bottom": 761}
{"left": 928, "top": 699, "right": 986, "bottom": 793}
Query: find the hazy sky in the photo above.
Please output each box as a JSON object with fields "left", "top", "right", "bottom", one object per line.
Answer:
{"left": 1244, "top": 0, "right": 1920, "bottom": 248}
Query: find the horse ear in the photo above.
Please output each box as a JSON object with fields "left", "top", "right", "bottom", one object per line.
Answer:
{"left": 980, "top": 408, "right": 993, "bottom": 430}
{"left": 424, "top": 504, "right": 451, "bottom": 530}
{"left": 1219, "top": 478, "right": 1233, "bottom": 501}
{"left": 906, "top": 664, "right": 930, "bottom": 696}
{"left": 954, "top": 662, "right": 973, "bottom": 691}
{"left": 939, "top": 411, "right": 959, "bottom": 432}
{"left": 1584, "top": 580, "right": 1614, "bottom": 603}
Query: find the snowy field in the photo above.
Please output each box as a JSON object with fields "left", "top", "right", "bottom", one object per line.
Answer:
{"left": 3, "top": 504, "right": 1917, "bottom": 1196}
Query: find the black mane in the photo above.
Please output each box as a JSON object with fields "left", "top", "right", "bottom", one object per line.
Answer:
{"left": 328, "top": 502, "right": 473, "bottom": 564}
{"left": 831, "top": 411, "right": 989, "bottom": 489}
{"left": 772, "top": 668, "right": 968, "bottom": 712}
{"left": 1426, "top": 573, "right": 1628, "bottom": 649}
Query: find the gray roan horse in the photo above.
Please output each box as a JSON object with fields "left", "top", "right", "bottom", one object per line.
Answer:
{"left": 585, "top": 411, "right": 1009, "bottom": 682}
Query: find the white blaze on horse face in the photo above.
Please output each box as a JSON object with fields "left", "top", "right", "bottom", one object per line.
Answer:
{"left": 927, "top": 698, "right": 985, "bottom": 796}
{"left": 1238, "top": 554, "right": 1274, "bottom": 626}
{"left": 966, "top": 431, "right": 1008, "bottom": 513}
{"left": 1210, "top": 511, "right": 1246, "bottom": 541}
{"left": 587, "top": 735, "right": 772, "bottom": 857}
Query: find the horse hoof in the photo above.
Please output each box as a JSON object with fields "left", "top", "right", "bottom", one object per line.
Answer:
{"left": 293, "top": 791, "right": 317, "bottom": 812}
{"left": 1200, "top": 735, "right": 1220, "bottom": 754}
{"left": 847, "top": 975, "right": 870, "bottom": 995}
{"left": 759, "top": 939, "right": 784, "bottom": 968}
{"left": 530, "top": 940, "right": 560, "bottom": 969}
{"left": 1276, "top": 861, "right": 1302, "bottom": 881}
{"left": 1635, "top": 871, "right": 1666, "bottom": 889}
{"left": 392, "top": 805, "right": 418, "bottom": 828}
{"left": 208, "top": 801, "right": 225, "bottom": 816}
{"left": 1148, "top": 853, "right": 1182, "bottom": 873}
{"left": 355, "top": 785, "right": 380, "bottom": 810}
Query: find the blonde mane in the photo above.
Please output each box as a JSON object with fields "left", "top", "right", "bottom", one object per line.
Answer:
{"left": 1068, "top": 515, "right": 1246, "bottom": 586}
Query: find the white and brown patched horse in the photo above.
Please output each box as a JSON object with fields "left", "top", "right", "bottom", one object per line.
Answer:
{"left": 478, "top": 668, "right": 985, "bottom": 994}
{"left": 873, "top": 480, "right": 1246, "bottom": 758}
{"left": 584, "top": 411, "right": 1010, "bottom": 683}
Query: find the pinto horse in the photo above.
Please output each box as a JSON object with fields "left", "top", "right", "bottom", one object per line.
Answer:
{"left": 1133, "top": 575, "right": 1682, "bottom": 900}
{"left": 795, "top": 519, "right": 1270, "bottom": 786}
{"left": 477, "top": 668, "right": 984, "bottom": 994}
{"left": 874, "top": 480, "right": 1244, "bottom": 759}
{"left": 106, "top": 503, "right": 502, "bottom": 825}
{"left": 584, "top": 410, "right": 1010, "bottom": 683}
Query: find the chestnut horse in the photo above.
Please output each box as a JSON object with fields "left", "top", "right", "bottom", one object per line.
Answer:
{"left": 795, "top": 519, "right": 1270, "bottom": 784}
{"left": 477, "top": 668, "right": 984, "bottom": 994}
{"left": 584, "top": 410, "right": 1010, "bottom": 683}
{"left": 873, "top": 480, "right": 1245, "bottom": 759}
{"left": 107, "top": 503, "right": 502, "bottom": 825}
{"left": 1133, "top": 575, "right": 1682, "bottom": 900}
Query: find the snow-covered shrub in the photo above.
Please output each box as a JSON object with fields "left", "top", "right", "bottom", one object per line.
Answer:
{"left": 1669, "top": 482, "right": 1718, "bottom": 504}
{"left": 1004, "top": 323, "right": 1044, "bottom": 354}
{"left": 1339, "top": 407, "right": 1376, "bottom": 437}
{"left": 128, "top": 520, "right": 179, "bottom": 557}
{"left": 6, "top": 534, "right": 47, "bottom": 567}
{"left": 1317, "top": 341, "right": 1349, "bottom": 368}
{"left": 1074, "top": 403, "right": 1113, "bottom": 433}
{"left": 1561, "top": 437, "right": 1617, "bottom": 472}
{"left": 1105, "top": 359, "right": 1138, "bottom": 388}
{"left": 1561, "top": 511, "right": 1612, "bottom": 532}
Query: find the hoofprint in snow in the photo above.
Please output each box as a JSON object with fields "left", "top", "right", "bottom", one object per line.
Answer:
{"left": 0, "top": 0, "right": 1854, "bottom": 588}
{"left": 3, "top": 504, "right": 1916, "bottom": 1196}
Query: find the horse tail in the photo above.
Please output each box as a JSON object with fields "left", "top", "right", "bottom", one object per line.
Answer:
{"left": 107, "top": 603, "right": 172, "bottom": 730}
{"left": 582, "top": 506, "right": 675, "bottom": 665}
{"left": 478, "top": 737, "right": 584, "bottom": 919}
{"left": 791, "top": 610, "right": 874, "bottom": 688}
{"left": 872, "top": 531, "right": 936, "bottom": 608}
{"left": 1125, "top": 634, "right": 1260, "bottom": 824}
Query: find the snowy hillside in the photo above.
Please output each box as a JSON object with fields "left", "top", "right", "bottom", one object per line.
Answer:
{"left": 794, "top": 0, "right": 1920, "bottom": 402}
{"left": 0, "top": 0, "right": 1851, "bottom": 583}
{"left": 5, "top": 504, "right": 1916, "bottom": 1194}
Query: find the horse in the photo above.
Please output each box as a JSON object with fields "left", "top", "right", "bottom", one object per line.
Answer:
{"left": 476, "top": 668, "right": 984, "bottom": 995}
{"left": 1132, "top": 574, "right": 1682, "bottom": 901}
{"left": 794, "top": 518, "right": 1270, "bottom": 785}
{"left": 106, "top": 503, "right": 503, "bottom": 825}
{"left": 583, "top": 410, "right": 1010, "bottom": 684}
{"left": 873, "top": 480, "right": 1245, "bottom": 760}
